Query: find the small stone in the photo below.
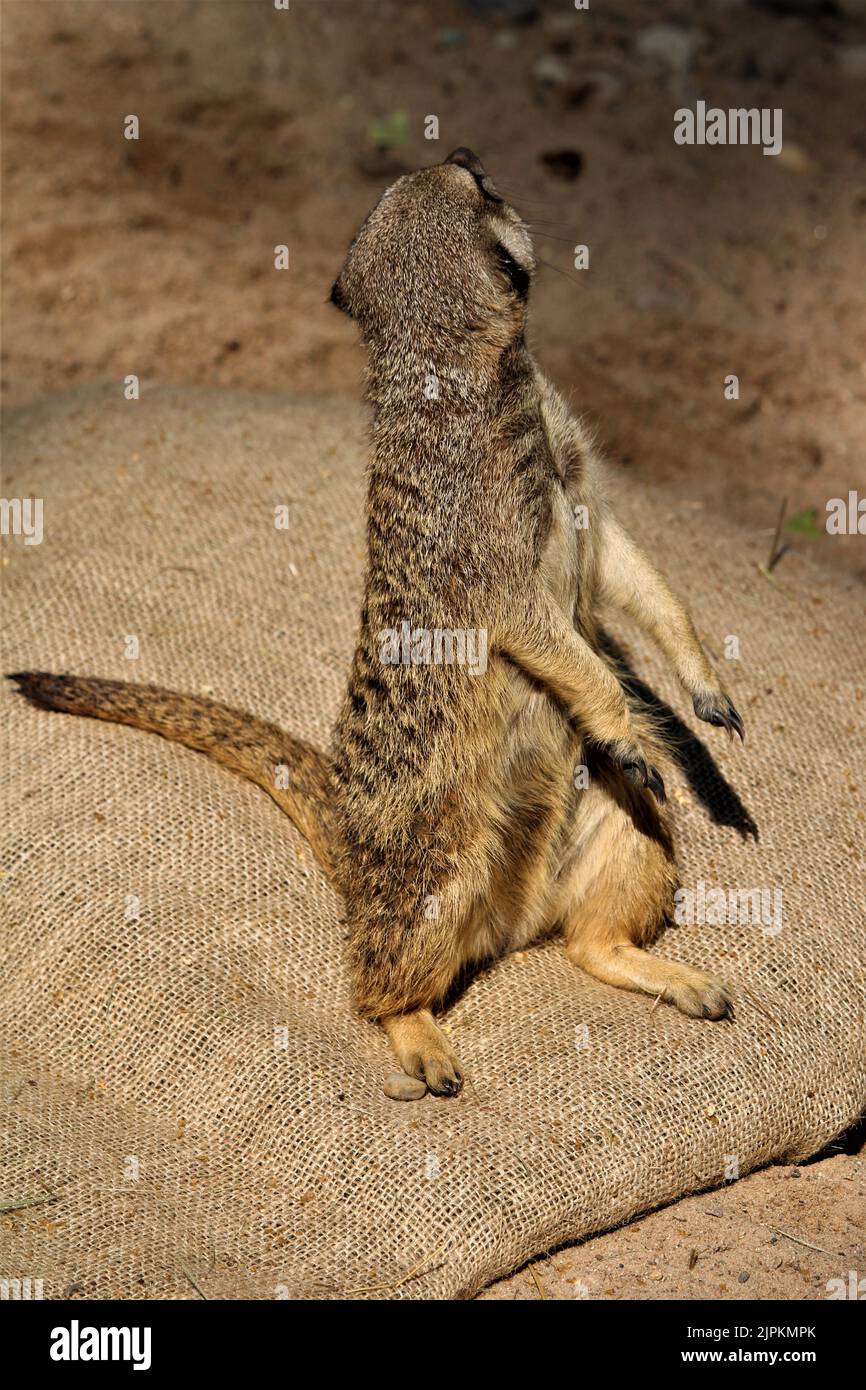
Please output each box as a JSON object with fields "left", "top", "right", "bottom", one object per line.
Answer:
{"left": 635, "top": 24, "right": 696, "bottom": 74}
{"left": 738, "top": 1270, "right": 750, "bottom": 1283}
{"left": 838, "top": 45, "right": 866, "bottom": 76}
{"left": 383, "top": 1071, "right": 427, "bottom": 1101}
{"left": 533, "top": 54, "right": 570, "bottom": 86}
{"left": 543, "top": 13, "right": 579, "bottom": 42}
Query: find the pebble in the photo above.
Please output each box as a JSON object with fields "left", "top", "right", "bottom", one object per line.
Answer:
{"left": 838, "top": 45, "right": 866, "bottom": 76}
{"left": 533, "top": 54, "right": 570, "bottom": 86}
{"left": 383, "top": 1071, "right": 427, "bottom": 1101}
{"left": 635, "top": 24, "right": 696, "bottom": 74}
{"left": 738, "top": 1270, "right": 750, "bottom": 1282}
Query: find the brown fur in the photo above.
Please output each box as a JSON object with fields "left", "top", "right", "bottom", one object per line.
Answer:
{"left": 10, "top": 150, "right": 744, "bottom": 1096}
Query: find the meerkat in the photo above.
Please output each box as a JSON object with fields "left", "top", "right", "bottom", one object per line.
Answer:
{"left": 10, "top": 148, "right": 744, "bottom": 1097}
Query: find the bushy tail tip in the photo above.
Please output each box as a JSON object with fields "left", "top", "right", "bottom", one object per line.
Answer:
{"left": 6, "top": 671, "right": 75, "bottom": 712}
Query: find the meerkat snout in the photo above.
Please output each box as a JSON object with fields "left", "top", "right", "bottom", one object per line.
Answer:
{"left": 443, "top": 146, "right": 504, "bottom": 203}
{"left": 443, "top": 146, "right": 485, "bottom": 174}
{"left": 328, "top": 153, "right": 535, "bottom": 344}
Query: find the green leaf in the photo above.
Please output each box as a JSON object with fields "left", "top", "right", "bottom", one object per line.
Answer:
{"left": 784, "top": 508, "right": 820, "bottom": 538}
{"left": 367, "top": 110, "right": 409, "bottom": 151}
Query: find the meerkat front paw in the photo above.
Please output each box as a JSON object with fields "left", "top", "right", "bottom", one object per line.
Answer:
{"left": 382, "top": 1011, "right": 464, "bottom": 1097}
{"left": 620, "top": 754, "right": 666, "bottom": 803}
{"left": 693, "top": 690, "right": 745, "bottom": 741}
{"left": 603, "top": 740, "right": 666, "bottom": 803}
{"left": 400, "top": 1042, "right": 463, "bottom": 1097}
{"left": 418, "top": 1050, "right": 464, "bottom": 1097}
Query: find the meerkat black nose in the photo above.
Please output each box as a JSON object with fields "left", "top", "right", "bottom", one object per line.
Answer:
{"left": 445, "top": 147, "right": 486, "bottom": 177}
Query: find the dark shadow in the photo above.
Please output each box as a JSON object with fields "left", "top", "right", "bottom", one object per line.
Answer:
{"left": 804, "top": 1113, "right": 866, "bottom": 1165}
{"left": 599, "top": 630, "right": 760, "bottom": 843}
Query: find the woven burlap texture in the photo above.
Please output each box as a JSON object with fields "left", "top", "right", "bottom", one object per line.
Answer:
{"left": 2, "top": 385, "right": 864, "bottom": 1300}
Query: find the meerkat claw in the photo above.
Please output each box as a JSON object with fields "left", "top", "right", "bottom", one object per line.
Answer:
{"left": 694, "top": 693, "right": 745, "bottom": 742}
{"left": 621, "top": 755, "right": 666, "bottom": 803}
{"left": 645, "top": 767, "right": 667, "bottom": 803}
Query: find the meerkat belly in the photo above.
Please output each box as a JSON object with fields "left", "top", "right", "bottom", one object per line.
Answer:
{"left": 460, "top": 491, "right": 585, "bottom": 961}
{"left": 474, "top": 684, "right": 580, "bottom": 956}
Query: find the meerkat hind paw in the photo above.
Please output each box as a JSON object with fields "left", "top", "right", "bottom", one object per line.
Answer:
{"left": 665, "top": 973, "right": 734, "bottom": 1021}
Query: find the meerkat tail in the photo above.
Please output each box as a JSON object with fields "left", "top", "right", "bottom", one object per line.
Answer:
{"left": 7, "top": 672, "right": 335, "bottom": 875}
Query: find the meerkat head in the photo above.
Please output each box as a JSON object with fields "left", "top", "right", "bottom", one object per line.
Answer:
{"left": 329, "top": 148, "right": 534, "bottom": 352}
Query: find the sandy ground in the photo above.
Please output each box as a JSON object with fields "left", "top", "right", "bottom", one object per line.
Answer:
{"left": 3, "top": 0, "right": 866, "bottom": 579}
{"left": 2, "top": 0, "right": 864, "bottom": 1300}
{"left": 482, "top": 1141, "right": 866, "bottom": 1300}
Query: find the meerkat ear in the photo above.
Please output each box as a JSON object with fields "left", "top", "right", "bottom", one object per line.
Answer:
{"left": 329, "top": 275, "right": 352, "bottom": 316}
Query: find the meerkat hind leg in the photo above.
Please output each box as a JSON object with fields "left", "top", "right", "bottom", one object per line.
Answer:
{"left": 381, "top": 1010, "right": 464, "bottom": 1097}
{"left": 562, "top": 796, "right": 733, "bottom": 1020}
{"left": 568, "top": 929, "right": 733, "bottom": 1019}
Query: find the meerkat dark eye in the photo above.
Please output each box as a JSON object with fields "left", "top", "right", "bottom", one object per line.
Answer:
{"left": 471, "top": 170, "right": 504, "bottom": 204}
{"left": 493, "top": 242, "right": 530, "bottom": 298}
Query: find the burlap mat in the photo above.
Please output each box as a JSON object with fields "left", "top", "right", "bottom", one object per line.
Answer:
{"left": 2, "top": 385, "right": 864, "bottom": 1300}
